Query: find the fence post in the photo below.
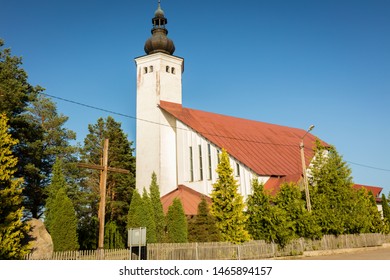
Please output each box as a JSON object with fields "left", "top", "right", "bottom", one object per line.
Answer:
{"left": 271, "top": 242, "right": 275, "bottom": 257}
{"left": 195, "top": 243, "right": 199, "bottom": 260}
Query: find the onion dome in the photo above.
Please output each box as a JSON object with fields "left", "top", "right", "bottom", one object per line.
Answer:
{"left": 144, "top": 1, "right": 175, "bottom": 55}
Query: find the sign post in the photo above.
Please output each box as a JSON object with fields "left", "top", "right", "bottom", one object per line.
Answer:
{"left": 128, "top": 227, "right": 147, "bottom": 260}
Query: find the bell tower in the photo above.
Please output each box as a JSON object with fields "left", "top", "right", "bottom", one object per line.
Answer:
{"left": 135, "top": 1, "right": 184, "bottom": 195}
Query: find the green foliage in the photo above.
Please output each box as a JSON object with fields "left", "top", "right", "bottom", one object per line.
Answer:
{"left": 246, "top": 179, "right": 293, "bottom": 247}
{"left": 246, "top": 179, "right": 272, "bottom": 241}
{"left": 382, "top": 194, "right": 390, "bottom": 228}
{"left": 127, "top": 189, "right": 143, "bottom": 228}
{"left": 275, "top": 183, "right": 322, "bottom": 240}
{"left": 50, "top": 188, "right": 79, "bottom": 251}
{"left": 211, "top": 149, "right": 249, "bottom": 244}
{"left": 149, "top": 172, "right": 166, "bottom": 242}
{"left": 1, "top": 41, "right": 76, "bottom": 218}
{"left": 246, "top": 180, "right": 321, "bottom": 248}
{"left": 166, "top": 198, "right": 188, "bottom": 243}
{"left": 104, "top": 221, "right": 125, "bottom": 249}
{"left": 0, "top": 40, "right": 38, "bottom": 119}
{"left": 44, "top": 157, "right": 67, "bottom": 232}
{"left": 44, "top": 157, "right": 79, "bottom": 251}
{"left": 142, "top": 189, "right": 157, "bottom": 243}
{"left": 309, "top": 140, "right": 354, "bottom": 235}
{"left": 0, "top": 114, "right": 31, "bottom": 259}
{"left": 188, "top": 197, "right": 221, "bottom": 242}
{"left": 382, "top": 194, "right": 390, "bottom": 219}
{"left": 310, "top": 140, "right": 385, "bottom": 235}
{"left": 349, "top": 189, "right": 384, "bottom": 234}
{"left": 127, "top": 188, "right": 157, "bottom": 243}
{"left": 78, "top": 116, "right": 135, "bottom": 249}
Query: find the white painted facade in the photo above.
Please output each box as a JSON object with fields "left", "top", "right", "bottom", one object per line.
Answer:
{"left": 175, "top": 120, "right": 270, "bottom": 200}
{"left": 135, "top": 53, "right": 183, "bottom": 193}
{"left": 135, "top": 52, "right": 270, "bottom": 198}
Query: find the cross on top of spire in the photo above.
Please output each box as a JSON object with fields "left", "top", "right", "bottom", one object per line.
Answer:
{"left": 144, "top": 0, "right": 175, "bottom": 55}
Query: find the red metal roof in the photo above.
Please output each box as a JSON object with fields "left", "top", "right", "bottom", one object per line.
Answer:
{"left": 264, "top": 174, "right": 303, "bottom": 196}
{"left": 159, "top": 101, "right": 320, "bottom": 177}
{"left": 161, "top": 185, "right": 212, "bottom": 216}
{"left": 352, "top": 184, "right": 383, "bottom": 203}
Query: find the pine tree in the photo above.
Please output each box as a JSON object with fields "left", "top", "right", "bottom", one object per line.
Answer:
{"left": 166, "top": 198, "right": 188, "bottom": 243}
{"left": 0, "top": 114, "right": 31, "bottom": 259}
{"left": 211, "top": 149, "right": 249, "bottom": 244}
{"left": 22, "top": 94, "right": 77, "bottom": 218}
{"left": 149, "top": 172, "right": 166, "bottom": 242}
{"left": 188, "top": 196, "right": 221, "bottom": 242}
{"left": 1, "top": 40, "right": 66, "bottom": 219}
{"left": 50, "top": 188, "right": 79, "bottom": 251}
{"left": 79, "top": 116, "right": 135, "bottom": 248}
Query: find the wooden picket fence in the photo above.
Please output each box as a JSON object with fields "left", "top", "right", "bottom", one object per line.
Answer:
{"left": 24, "top": 233, "right": 389, "bottom": 260}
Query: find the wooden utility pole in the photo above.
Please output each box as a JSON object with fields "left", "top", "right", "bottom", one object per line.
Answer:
{"left": 300, "top": 125, "right": 315, "bottom": 212}
{"left": 77, "top": 139, "right": 130, "bottom": 250}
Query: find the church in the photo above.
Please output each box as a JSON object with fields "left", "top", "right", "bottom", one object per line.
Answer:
{"left": 134, "top": 3, "right": 383, "bottom": 215}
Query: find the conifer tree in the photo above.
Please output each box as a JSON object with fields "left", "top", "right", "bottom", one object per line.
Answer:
{"left": 211, "top": 149, "right": 249, "bottom": 244}
{"left": 246, "top": 179, "right": 292, "bottom": 247}
{"left": 246, "top": 179, "right": 271, "bottom": 241}
{"left": 104, "top": 221, "right": 125, "bottom": 249}
{"left": 275, "top": 183, "right": 322, "bottom": 240}
{"left": 166, "top": 198, "right": 188, "bottom": 243}
{"left": 381, "top": 194, "right": 390, "bottom": 228}
{"left": 49, "top": 188, "right": 79, "bottom": 251}
{"left": 127, "top": 189, "right": 143, "bottom": 228}
{"left": 142, "top": 189, "right": 157, "bottom": 243}
{"left": 382, "top": 194, "right": 390, "bottom": 219}
{"left": 1, "top": 41, "right": 76, "bottom": 218}
{"left": 0, "top": 114, "right": 31, "bottom": 259}
{"left": 149, "top": 172, "right": 166, "bottom": 242}
{"left": 127, "top": 188, "right": 157, "bottom": 243}
{"left": 309, "top": 140, "right": 355, "bottom": 235}
{"left": 79, "top": 116, "right": 135, "bottom": 249}
{"left": 188, "top": 196, "right": 220, "bottom": 242}
{"left": 44, "top": 157, "right": 67, "bottom": 233}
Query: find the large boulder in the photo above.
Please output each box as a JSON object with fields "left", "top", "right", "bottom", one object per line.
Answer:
{"left": 27, "top": 219, "right": 53, "bottom": 259}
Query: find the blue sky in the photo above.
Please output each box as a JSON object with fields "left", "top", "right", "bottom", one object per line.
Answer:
{"left": 2, "top": 0, "right": 390, "bottom": 195}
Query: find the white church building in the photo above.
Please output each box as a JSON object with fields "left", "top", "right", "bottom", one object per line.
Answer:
{"left": 134, "top": 3, "right": 383, "bottom": 214}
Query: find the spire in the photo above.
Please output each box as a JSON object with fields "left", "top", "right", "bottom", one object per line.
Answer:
{"left": 144, "top": 0, "right": 175, "bottom": 55}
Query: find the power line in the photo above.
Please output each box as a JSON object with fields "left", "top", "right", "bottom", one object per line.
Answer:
{"left": 41, "top": 92, "right": 299, "bottom": 148}
{"left": 42, "top": 92, "right": 390, "bottom": 173}
{"left": 347, "top": 161, "right": 390, "bottom": 172}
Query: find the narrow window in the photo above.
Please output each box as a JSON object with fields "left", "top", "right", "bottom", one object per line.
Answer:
{"left": 199, "top": 145, "right": 203, "bottom": 181}
{"left": 207, "top": 144, "right": 212, "bottom": 180}
{"left": 171, "top": 67, "right": 176, "bottom": 74}
{"left": 189, "top": 146, "right": 194, "bottom": 182}
{"left": 143, "top": 67, "right": 148, "bottom": 74}
{"left": 236, "top": 163, "right": 240, "bottom": 177}
{"left": 149, "top": 65, "right": 153, "bottom": 72}
{"left": 166, "top": 66, "right": 170, "bottom": 73}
